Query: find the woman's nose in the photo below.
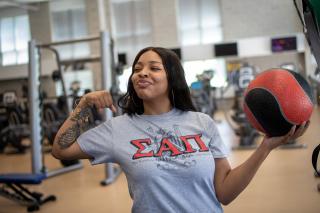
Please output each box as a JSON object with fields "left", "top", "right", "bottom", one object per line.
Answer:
{"left": 138, "top": 68, "right": 149, "bottom": 77}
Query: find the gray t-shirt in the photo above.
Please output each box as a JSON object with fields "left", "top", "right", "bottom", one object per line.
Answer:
{"left": 78, "top": 108, "right": 229, "bottom": 213}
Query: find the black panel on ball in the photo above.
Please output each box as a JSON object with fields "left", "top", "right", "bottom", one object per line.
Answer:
{"left": 287, "top": 70, "right": 314, "bottom": 104}
{"left": 245, "top": 88, "right": 293, "bottom": 136}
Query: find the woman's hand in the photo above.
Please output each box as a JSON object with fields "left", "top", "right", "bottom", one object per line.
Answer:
{"left": 78, "top": 90, "right": 117, "bottom": 113}
{"left": 214, "top": 120, "right": 310, "bottom": 205}
{"left": 261, "top": 121, "right": 310, "bottom": 151}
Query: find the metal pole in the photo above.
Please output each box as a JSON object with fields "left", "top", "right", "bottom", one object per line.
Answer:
{"left": 46, "top": 163, "right": 83, "bottom": 178}
{"left": 37, "top": 36, "right": 100, "bottom": 48}
{"left": 100, "top": 31, "right": 113, "bottom": 119}
{"left": 43, "top": 46, "right": 71, "bottom": 113}
{"left": 100, "top": 31, "right": 121, "bottom": 185}
{"left": 28, "top": 40, "right": 43, "bottom": 174}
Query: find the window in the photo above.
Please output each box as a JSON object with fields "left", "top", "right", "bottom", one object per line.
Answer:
{"left": 112, "top": 0, "right": 152, "bottom": 53}
{"left": 50, "top": 0, "right": 89, "bottom": 60}
{"left": 0, "top": 15, "right": 30, "bottom": 66}
{"left": 118, "top": 66, "right": 132, "bottom": 93}
{"left": 178, "top": 0, "right": 222, "bottom": 46}
{"left": 183, "top": 59, "right": 226, "bottom": 88}
{"left": 111, "top": 0, "right": 152, "bottom": 94}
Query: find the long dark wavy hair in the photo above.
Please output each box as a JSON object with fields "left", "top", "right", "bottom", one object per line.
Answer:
{"left": 118, "top": 47, "right": 196, "bottom": 115}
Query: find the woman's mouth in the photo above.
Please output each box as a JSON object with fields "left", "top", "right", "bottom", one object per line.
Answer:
{"left": 136, "top": 80, "right": 151, "bottom": 88}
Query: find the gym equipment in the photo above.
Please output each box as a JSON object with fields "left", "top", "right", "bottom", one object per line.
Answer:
{"left": 308, "top": 68, "right": 320, "bottom": 105}
{"left": 244, "top": 68, "right": 314, "bottom": 137}
{"left": 0, "top": 91, "right": 29, "bottom": 154}
{"left": 0, "top": 89, "right": 70, "bottom": 155}
{"left": 280, "top": 62, "right": 299, "bottom": 73}
{"left": 313, "top": 144, "right": 320, "bottom": 192}
{"left": 190, "top": 70, "right": 218, "bottom": 118}
{"left": 29, "top": 32, "right": 121, "bottom": 183}
{"left": 222, "top": 63, "right": 260, "bottom": 149}
{"left": 0, "top": 173, "right": 56, "bottom": 212}
{"left": 100, "top": 36, "right": 122, "bottom": 185}
{"left": 294, "top": 0, "right": 320, "bottom": 192}
{"left": 0, "top": 88, "right": 69, "bottom": 154}
{"left": 0, "top": 126, "right": 29, "bottom": 154}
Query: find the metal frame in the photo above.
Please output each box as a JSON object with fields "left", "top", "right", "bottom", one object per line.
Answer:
{"left": 100, "top": 32, "right": 122, "bottom": 185}
{"left": 28, "top": 32, "right": 121, "bottom": 184}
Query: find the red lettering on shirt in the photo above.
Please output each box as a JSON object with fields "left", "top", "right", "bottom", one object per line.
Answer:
{"left": 184, "top": 134, "right": 209, "bottom": 152}
{"left": 154, "top": 138, "right": 183, "bottom": 157}
{"left": 130, "top": 134, "right": 209, "bottom": 160}
{"left": 130, "top": 138, "right": 154, "bottom": 160}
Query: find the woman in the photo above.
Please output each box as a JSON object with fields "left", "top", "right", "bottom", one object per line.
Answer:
{"left": 52, "top": 47, "right": 309, "bottom": 213}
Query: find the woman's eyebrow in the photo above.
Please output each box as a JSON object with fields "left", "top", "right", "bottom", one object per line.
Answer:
{"left": 148, "top": 61, "right": 163, "bottom": 65}
{"left": 135, "top": 61, "right": 163, "bottom": 66}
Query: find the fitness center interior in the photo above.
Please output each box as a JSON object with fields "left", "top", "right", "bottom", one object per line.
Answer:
{"left": 0, "top": 0, "right": 320, "bottom": 212}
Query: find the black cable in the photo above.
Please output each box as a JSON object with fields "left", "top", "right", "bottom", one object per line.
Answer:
{"left": 293, "top": 0, "right": 306, "bottom": 31}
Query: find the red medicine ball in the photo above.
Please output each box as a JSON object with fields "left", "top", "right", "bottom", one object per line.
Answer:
{"left": 243, "top": 68, "right": 314, "bottom": 137}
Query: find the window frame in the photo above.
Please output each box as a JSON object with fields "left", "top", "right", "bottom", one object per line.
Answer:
{"left": 0, "top": 14, "right": 30, "bottom": 66}
{"left": 178, "top": 0, "right": 223, "bottom": 46}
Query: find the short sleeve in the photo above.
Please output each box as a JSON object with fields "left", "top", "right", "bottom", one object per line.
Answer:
{"left": 206, "top": 118, "right": 230, "bottom": 158}
{"left": 77, "top": 120, "right": 115, "bottom": 165}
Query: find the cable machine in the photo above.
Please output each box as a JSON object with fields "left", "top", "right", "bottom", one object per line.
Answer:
{"left": 29, "top": 31, "right": 121, "bottom": 183}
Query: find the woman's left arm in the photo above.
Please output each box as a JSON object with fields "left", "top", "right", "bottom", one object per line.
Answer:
{"left": 214, "top": 121, "right": 309, "bottom": 205}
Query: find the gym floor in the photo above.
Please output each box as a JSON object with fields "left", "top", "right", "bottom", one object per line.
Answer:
{"left": 1, "top": 107, "right": 320, "bottom": 213}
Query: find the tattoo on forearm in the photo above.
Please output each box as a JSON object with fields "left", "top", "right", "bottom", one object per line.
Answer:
{"left": 57, "top": 106, "right": 94, "bottom": 149}
{"left": 57, "top": 125, "right": 80, "bottom": 149}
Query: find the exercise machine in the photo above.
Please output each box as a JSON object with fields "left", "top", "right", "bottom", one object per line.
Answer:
{"left": 308, "top": 67, "right": 320, "bottom": 105}
{"left": 0, "top": 173, "right": 56, "bottom": 212}
{"left": 0, "top": 91, "right": 29, "bottom": 154}
{"left": 0, "top": 32, "right": 122, "bottom": 211}
{"left": 100, "top": 37, "right": 122, "bottom": 185}
{"left": 222, "top": 63, "right": 260, "bottom": 149}
{"left": 190, "top": 70, "right": 219, "bottom": 119}
{"left": 28, "top": 31, "right": 121, "bottom": 182}
{"left": 294, "top": 0, "right": 320, "bottom": 192}
{"left": 0, "top": 89, "right": 68, "bottom": 154}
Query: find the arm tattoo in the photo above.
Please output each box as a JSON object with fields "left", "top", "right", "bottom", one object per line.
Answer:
{"left": 57, "top": 106, "right": 95, "bottom": 149}
{"left": 57, "top": 125, "right": 81, "bottom": 149}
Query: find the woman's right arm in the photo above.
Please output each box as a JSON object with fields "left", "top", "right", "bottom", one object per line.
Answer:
{"left": 51, "top": 90, "right": 116, "bottom": 160}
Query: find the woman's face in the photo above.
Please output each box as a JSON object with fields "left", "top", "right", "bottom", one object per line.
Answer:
{"left": 131, "top": 50, "right": 169, "bottom": 102}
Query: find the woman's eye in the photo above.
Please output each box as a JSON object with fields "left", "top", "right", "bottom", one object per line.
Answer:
{"left": 151, "top": 67, "right": 160, "bottom": 71}
{"left": 134, "top": 67, "right": 141, "bottom": 72}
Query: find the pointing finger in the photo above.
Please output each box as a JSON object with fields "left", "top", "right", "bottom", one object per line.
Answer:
{"left": 110, "top": 104, "right": 117, "bottom": 113}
